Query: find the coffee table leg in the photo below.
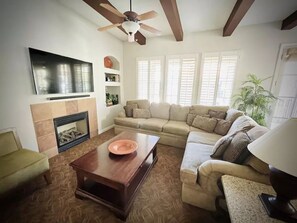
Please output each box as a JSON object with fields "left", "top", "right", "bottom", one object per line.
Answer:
{"left": 153, "top": 145, "right": 158, "bottom": 162}
{"left": 75, "top": 172, "right": 85, "bottom": 199}
{"left": 119, "top": 186, "right": 129, "bottom": 220}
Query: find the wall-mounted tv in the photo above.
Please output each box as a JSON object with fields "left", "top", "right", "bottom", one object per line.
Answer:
{"left": 29, "top": 48, "right": 94, "bottom": 95}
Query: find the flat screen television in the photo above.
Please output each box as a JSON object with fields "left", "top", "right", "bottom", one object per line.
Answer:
{"left": 29, "top": 48, "right": 94, "bottom": 95}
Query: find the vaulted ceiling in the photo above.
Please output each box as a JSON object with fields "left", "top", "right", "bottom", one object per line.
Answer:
{"left": 60, "top": 0, "right": 297, "bottom": 45}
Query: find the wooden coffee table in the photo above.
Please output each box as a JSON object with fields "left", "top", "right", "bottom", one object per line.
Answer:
{"left": 70, "top": 131, "right": 160, "bottom": 220}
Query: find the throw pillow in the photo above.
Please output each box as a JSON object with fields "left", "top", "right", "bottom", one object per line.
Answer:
{"left": 208, "top": 110, "right": 227, "bottom": 120}
{"left": 246, "top": 125, "right": 269, "bottom": 141}
{"left": 186, "top": 113, "right": 197, "bottom": 125}
{"left": 133, "top": 108, "right": 151, "bottom": 119}
{"left": 214, "top": 119, "right": 232, "bottom": 136}
{"left": 225, "top": 108, "right": 244, "bottom": 123}
{"left": 124, "top": 104, "right": 138, "bottom": 117}
{"left": 192, "top": 115, "right": 218, "bottom": 133}
{"left": 222, "top": 131, "right": 251, "bottom": 164}
{"left": 211, "top": 134, "right": 233, "bottom": 158}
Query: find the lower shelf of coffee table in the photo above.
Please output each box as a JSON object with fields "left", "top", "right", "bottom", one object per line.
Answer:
{"left": 75, "top": 154, "right": 156, "bottom": 218}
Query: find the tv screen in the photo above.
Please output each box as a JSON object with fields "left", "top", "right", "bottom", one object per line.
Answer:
{"left": 29, "top": 48, "right": 94, "bottom": 95}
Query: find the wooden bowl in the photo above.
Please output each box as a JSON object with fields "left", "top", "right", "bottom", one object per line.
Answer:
{"left": 108, "top": 140, "right": 138, "bottom": 155}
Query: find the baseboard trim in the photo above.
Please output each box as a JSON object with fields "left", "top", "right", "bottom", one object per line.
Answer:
{"left": 100, "top": 124, "right": 115, "bottom": 134}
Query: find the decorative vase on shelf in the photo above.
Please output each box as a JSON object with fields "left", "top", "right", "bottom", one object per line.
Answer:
{"left": 104, "top": 57, "right": 113, "bottom": 69}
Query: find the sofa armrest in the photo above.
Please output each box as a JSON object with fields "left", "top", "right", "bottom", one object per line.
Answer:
{"left": 198, "top": 159, "right": 270, "bottom": 196}
{"left": 118, "top": 110, "right": 126, "bottom": 118}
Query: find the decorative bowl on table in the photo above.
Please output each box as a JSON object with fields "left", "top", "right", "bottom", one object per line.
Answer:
{"left": 108, "top": 140, "right": 138, "bottom": 155}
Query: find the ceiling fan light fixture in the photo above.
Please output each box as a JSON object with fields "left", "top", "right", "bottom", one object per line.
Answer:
{"left": 122, "top": 21, "right": 140, "bottom": 42}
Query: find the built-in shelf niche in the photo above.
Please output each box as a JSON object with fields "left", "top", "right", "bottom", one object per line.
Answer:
{"left": 104, "top": 56, "right": 121, "bottom": 107}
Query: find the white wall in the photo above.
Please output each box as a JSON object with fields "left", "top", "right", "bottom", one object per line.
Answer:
{"left": 123, "top": 22, "right": 297, "bottom": 102}
{"left": 0, "top": 0, "right": 123, "bottom": 151}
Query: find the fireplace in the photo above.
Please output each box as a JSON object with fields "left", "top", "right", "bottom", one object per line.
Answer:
{"left": 53, "top": 112, "right": 90, "bottom": 153}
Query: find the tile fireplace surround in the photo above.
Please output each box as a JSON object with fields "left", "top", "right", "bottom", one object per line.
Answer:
{"left": 30, "top": 98, "right": 98, "bottom": 158}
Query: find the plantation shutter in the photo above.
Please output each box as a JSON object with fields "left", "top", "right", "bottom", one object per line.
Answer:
{"left": 199, "top": 53, "right": 238, "bottom": 105}
{"left": 165, "top": 55, "right": 196, "bottom": 106}
{"left": 137, "top": 58, "right": 162, "bottom": 102}
{"left": 216, "top": 55, "right": 238, "bottom": 105}
{"left": 200, "top": 55, "right": 219, "bottom": 105}
{"left": 149, "top": 59, "right": 162, "bottom": 103}
{"left": 137, "top": 60, "right": 149, "bottom": 99}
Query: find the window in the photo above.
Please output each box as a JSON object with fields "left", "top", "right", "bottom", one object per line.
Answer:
{"left": 165, "top": 55, "right": 196, "bottom": 106}
{"left": 136, "top": 58, "right": 162, "bottom": 102}
{"left": 136, "top": 52, "right": 238, "bottom": 106}
{"left": 199, "top": 52, "right": 238, "bottom": 105}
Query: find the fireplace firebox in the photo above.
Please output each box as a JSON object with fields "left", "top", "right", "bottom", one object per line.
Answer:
{"left": 53, "top": 112, "right": 90, "bottom": 153}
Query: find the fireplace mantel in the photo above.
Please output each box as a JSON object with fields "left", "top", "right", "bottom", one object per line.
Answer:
{"left": 30, "top": 98, "right": 98, "bottom": 158}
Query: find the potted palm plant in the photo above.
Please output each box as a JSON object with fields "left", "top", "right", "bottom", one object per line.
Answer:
{"left": 233, "top": 74, "right": 277, "bottom": 126}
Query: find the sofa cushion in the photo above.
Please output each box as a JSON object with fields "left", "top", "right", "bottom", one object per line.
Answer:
{"left": 222, "top": 131, "right": 251, "bottom": 164}
{"left": 225, "top": 108, "right": 244, "bottom": 123}
{"left": 150, "top": 102, "right": 170, "bottom": 120}
{"left": 227, "top": 115, "right": 258, "bottom": 135}
{"left": 180, "top": 143, "right": 213, "bottom": 184}
{"left": 190, "top": 105, "right": 229, "bottom": 116}
{"left": 0, "top": 149, "right": 47, "bottom": 179}
{"left": 192, "top": 115, "right": 217, "bottom": 133}
{"left": 124, "top": 104, "right": 138, "bottom": 117}
{"left": 211, "top": 134, "right": 233, "bottom": 158}
{"left": 214, "top": 119, "right": 232, "bottom": 135}
{"left": 187, "top": 129, "right": 222, "bottom": 145}
{"left": 169, "top": 104, "right": 189, "bottom": 121}
{"left": 114, "top": 117, "right": 145, "bottom": 128}
{"left": 0, "top": 149, "right": 49, "bottom": 194}
{"left": 127, "top": 100, "right": 150, "bottom": 109}
{"left": 208, "top": 110, "right": 227, "bottom": 119}
{"left": 132, "top": 108, "right": 151, "bottom": 119}
{"left": 140, "top": 118, "right": 168, "bottom": 132}
{"left": 163, "top": 120, "right": 190, "bottom": 136}
{"left": 0, "top": 131, "right": 20, "bottom": 157}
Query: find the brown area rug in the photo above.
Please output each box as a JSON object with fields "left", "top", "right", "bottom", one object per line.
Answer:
{"left": 0, "top": 129, "right": 225, "bottom": 223}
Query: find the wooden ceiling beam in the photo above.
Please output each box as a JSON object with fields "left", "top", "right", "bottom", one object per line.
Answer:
{"left": 83, "top": 0, "right": 146, "bottom": 45}
{"left": 223, "top": 0, "right": 255, "bottom": 37}
{"left": 160, "top": 0, "right": 183, "bottom": 41}
{"left": 281, "top": 10, "right": 297, "bottom": 30}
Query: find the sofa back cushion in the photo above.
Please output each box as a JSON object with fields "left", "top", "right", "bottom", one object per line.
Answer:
{"left": 192, "top": 115, "right": 218, "bottom": 133}
{"left": 169, "top": 104, "right": 189, "bottom": 121}
{"left": 189, "top": 105, "right": 229, "bottom": 116}
{"left": 0, "top": 129, "right": 21, "bottom": 157}
{"left": 150, "top": 102, "right": 171, "bottom": 120}
{"left": 126, "top": 100, "right": 150, "bottom": 109}
{"left": 227, "top": 115, "right": 258, "bottom": 135}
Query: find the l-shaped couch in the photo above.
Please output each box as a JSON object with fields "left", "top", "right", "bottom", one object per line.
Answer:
{"left": 114, "top": 100, "right": 270, "bottom": 211}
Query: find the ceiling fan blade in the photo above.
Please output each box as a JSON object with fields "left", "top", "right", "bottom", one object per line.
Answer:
{"left": 100, "top": 3, "right": 126, "bottom": 18}
{"left": 140, "top": 23, "right": 161, "bottom": 35}
{"left": 137, "top": 11, "right": 158, "bottom": 21}
{"left": 97, "top": 23, "right": 121, "bottom": 31}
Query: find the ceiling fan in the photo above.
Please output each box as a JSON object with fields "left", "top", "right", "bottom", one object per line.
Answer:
{"left": 98, "top": 0, "right": 161, "bottom": 42}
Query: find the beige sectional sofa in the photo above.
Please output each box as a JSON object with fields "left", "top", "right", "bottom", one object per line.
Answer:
{"left": 114, "top": 100, "right": 270, "bottom": 211}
